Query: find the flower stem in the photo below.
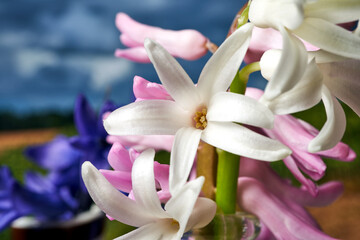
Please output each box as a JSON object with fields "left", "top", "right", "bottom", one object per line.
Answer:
{"left": 215, "top": 149, "right": 240, "bottom": 214}
{"left": 230, "top": 62, "right": 260, "bottom": 94}
{"left": 196, "top": 141, "right": 218, "bottom": 200}
{"left": 215, "top": 62, "right": 260, "bottom": 214}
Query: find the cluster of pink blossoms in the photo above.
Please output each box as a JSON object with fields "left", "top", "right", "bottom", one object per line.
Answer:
{"left": 82, "top": 1, "right": 360, "bottom": 239}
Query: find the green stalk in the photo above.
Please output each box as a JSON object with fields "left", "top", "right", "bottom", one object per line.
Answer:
{"left": 230, "top": 62, "right": 260, "bottom": 94}
{"left": 215, "top": 61, "right": 260, "bottom": 214}
{"left": 215, "top": 149, "right": 240, "bottom": 214}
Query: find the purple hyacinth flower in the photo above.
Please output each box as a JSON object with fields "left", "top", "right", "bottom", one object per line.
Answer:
{"left": 0, "top": 94, "right": 117, "bottom": 230}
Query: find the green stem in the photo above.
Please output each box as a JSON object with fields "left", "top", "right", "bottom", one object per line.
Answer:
{"left": 237, "top": 0, "right": 252, "bottom": 28}
{"left": 215, "top": 62, "right": 260, "bottom": 214}
{"left": 230, "top": 62, "right": 260, "bottom": 94}
{"left": 215, "top": 149, "right": 240, "bottom": 214}
{"left": 239, "top": 61, "right": 260, "bottom": 83}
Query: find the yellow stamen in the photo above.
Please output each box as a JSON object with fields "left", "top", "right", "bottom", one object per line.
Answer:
{"left": 193, "top": 107, "right": 208, "bottom": 130}
{"left": 171, "top": 219, "right": 180, "bottom": 228}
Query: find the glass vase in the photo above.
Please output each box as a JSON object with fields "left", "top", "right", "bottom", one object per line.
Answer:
{"left": 11, "top": 205, "right": 105, "bottom": 240}
{"left": 183, "top": 212, "right": 260, "bottom": 240}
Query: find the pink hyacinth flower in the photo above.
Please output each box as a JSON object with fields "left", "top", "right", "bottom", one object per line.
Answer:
{"left": 100, "top": 142, "right": 171, "bottom": 203}
{"left": 133, "top": 75, "right": 172, "bottom": 101}
{"left": 244, "top": 27, "right": 319, "bottom": 63}
{"left": 106, "top": 76, "right": 175, "bottom": 152}
{"left": 246, "top": 87, "right": 355, "bottom": 195}
{"left": 115, "top": 12, "right": 209, "bottom": 62}
{"left": 107, "top": 134, "right": 174, "bottom": 152}
{"left": 237, "top": 177, "right": 338, "bottom": 240}
{"left": 239, "top": 157, "right": 344, "bottom": 239}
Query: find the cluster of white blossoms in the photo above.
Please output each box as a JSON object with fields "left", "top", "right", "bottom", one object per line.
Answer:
{"left": 82, "top": 0, "right": 360, "bottom": 239}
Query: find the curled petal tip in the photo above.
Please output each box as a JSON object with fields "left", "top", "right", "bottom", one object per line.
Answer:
{"left": 307, "top": 142, "right": 322, "bottom": 154}
{"left": 81, "top": 161, "right": 94, "bottom": 178}
{"left": 144, "top": 38, "right": 155, "bottom": 49}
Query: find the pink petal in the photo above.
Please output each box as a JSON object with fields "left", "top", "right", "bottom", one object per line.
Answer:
{"left": 107, "top": 135, "right": 174, "bottom": 152}
{"left": 116, "top": 12, "right": 208, "bottom": 60}
{"left": 237, "top": 177, "right": 336, "bottom": 240}
{"left": 100, "top": 169, "right": 132, "bottom": 193}
{"left": 120, "top": 33, "right": 141, "bottom": 48}
{"left": 133, "top": 76, "right": 172, "bottom": 101}
{"left": 107, "top": 142, "right": 132, "bottom": 172}
{"left": 153, "top": 162, "right": 171, "bottom": 202}
{"left": 283, "top": 155, "right": 318, "bottom": 196}
{"left": 240, "top": 157, "right": 344, "bottom": 207}
{"left": 245, "top": 27, "right": 319, "bottom": 63}
{"left": 114, "top": 47, "right": 151, "bottom": 63}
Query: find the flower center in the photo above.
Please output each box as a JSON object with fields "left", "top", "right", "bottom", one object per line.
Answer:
{"left": 193, "top": 107, "right": 208, "bottom": 130}
{"left": 158, "top": 218, "right": 180, "bottom": 233}
{"left": 170, "top": 219, "right": 180, "bottom": 229}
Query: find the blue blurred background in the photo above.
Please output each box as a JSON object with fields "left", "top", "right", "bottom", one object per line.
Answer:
{"left": 0, "top": 0, "right": 251, "bottom": 116}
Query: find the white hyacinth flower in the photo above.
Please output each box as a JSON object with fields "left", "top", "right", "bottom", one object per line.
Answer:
{"left": 248, "top": 0, "right": 360, "bottom": 103}
{"left": 104, "top": 23, "right": 291, "bottom": 195}
{"left": 82, "top": 149, "right": 217, "bottom": 240}
{"left": 260, "top": 49, "right": 346, "bottom": 152}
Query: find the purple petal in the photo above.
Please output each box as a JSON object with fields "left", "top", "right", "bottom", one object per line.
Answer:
{"left": 25, "top": 135, "right": 81, "bottom": 170}
{"left": 74, "top": 94, "right": 97, "bottom": 137}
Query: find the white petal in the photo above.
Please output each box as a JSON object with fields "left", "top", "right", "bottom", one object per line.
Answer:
{"left": 144, "top": 39, "right": 201, "bottom": 110}
{"left": 165, "top": 177, "right": 205, "bottom": 239}
{"left": 131, "top": 149, "right": 167, "bottom": 218}
{"left": 201, "top": 122, "right": 291, "bottom": 161}
{"left": 169, "top": 127, "right": 202, "bottom": 196}
{"left": 304, "top": 0, "right": 360, "bottom": 24}
{"left": 320, "top": 59, "right": 360, "bottom": 116}
{"left": 196, "top": 23, "right": 253, "bottom": 103}
{"left": 262, "top": 27, "right": 308, "bottom": 101}
{"left": 185, "top": 197, "right": 217, "bottom": 231}
{"left": 310, "top": 50, "right": 348, "bottom": 64}
{"left": 103, "top": 100, "right": 191, "bottom": 136}
{"left": 259, "top": 49, "right": 281, "bottom": 80}
{"left": 308, "top": 86, "right": 346, "bottom": 152}
{"left": 115, "top": 223, "right": 163, "bottom": 240}
{"left": 207, "top": 92, "right": 274, "bottom": 129}
{"left": 294, "top": 18, "right": 360, "bottom": 60}
{"left": 262, "top": 58, "right": 323, "bottom": 115}
{"left": 249, "top": 0, "right": 304, "bottom": 30}
{"left": 81, "top": 161, "right": 153, "bottom": 227}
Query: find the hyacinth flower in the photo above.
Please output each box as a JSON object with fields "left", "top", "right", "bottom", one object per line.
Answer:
{"left": 243, "top": 20, "right": 360, "bottom": 118}
{"left": 105, "top": 76, "right": 175, "bottom": 152}
{"left": 100, "top": 142, "right": 172, "bottom": 202}
{"left": 82, "top": 149, "right": 217, "bottom": 239}
{"left": 242, "top": 0, "right": 360, "bottom": 128}
{"left": 238, "top": 158, "right": 345, "bottom": 239}
{"left": 237, "top": 177, "right": 340, "bottom": 240}
{"left": 245, "top": 87, "right": 355, "bottom": 195}
{"left": 69, "top": 94, "right": 117, "bottom": 170}
{"left": 25, "top": 95, "right": 116, "bottom": 195}
{"left": 104, "top": 25, "right": 292, "bottom": 195}
{"left": 0, "top": 166, "right": 76, "bottom": 231}
{"left": 316, "top": 58, "right": 360, "bottom": 117}
{"left": 258, "top": 50, "right": 349, "bottom": 152}
{"left": 0, "top": 95, "right": 116, "bottom": 230}
{"left": 243, "top": 21, "right": 358, "bottom": 64}
{"left": 114, "top": 12, "right": 213, "bottom": 63}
